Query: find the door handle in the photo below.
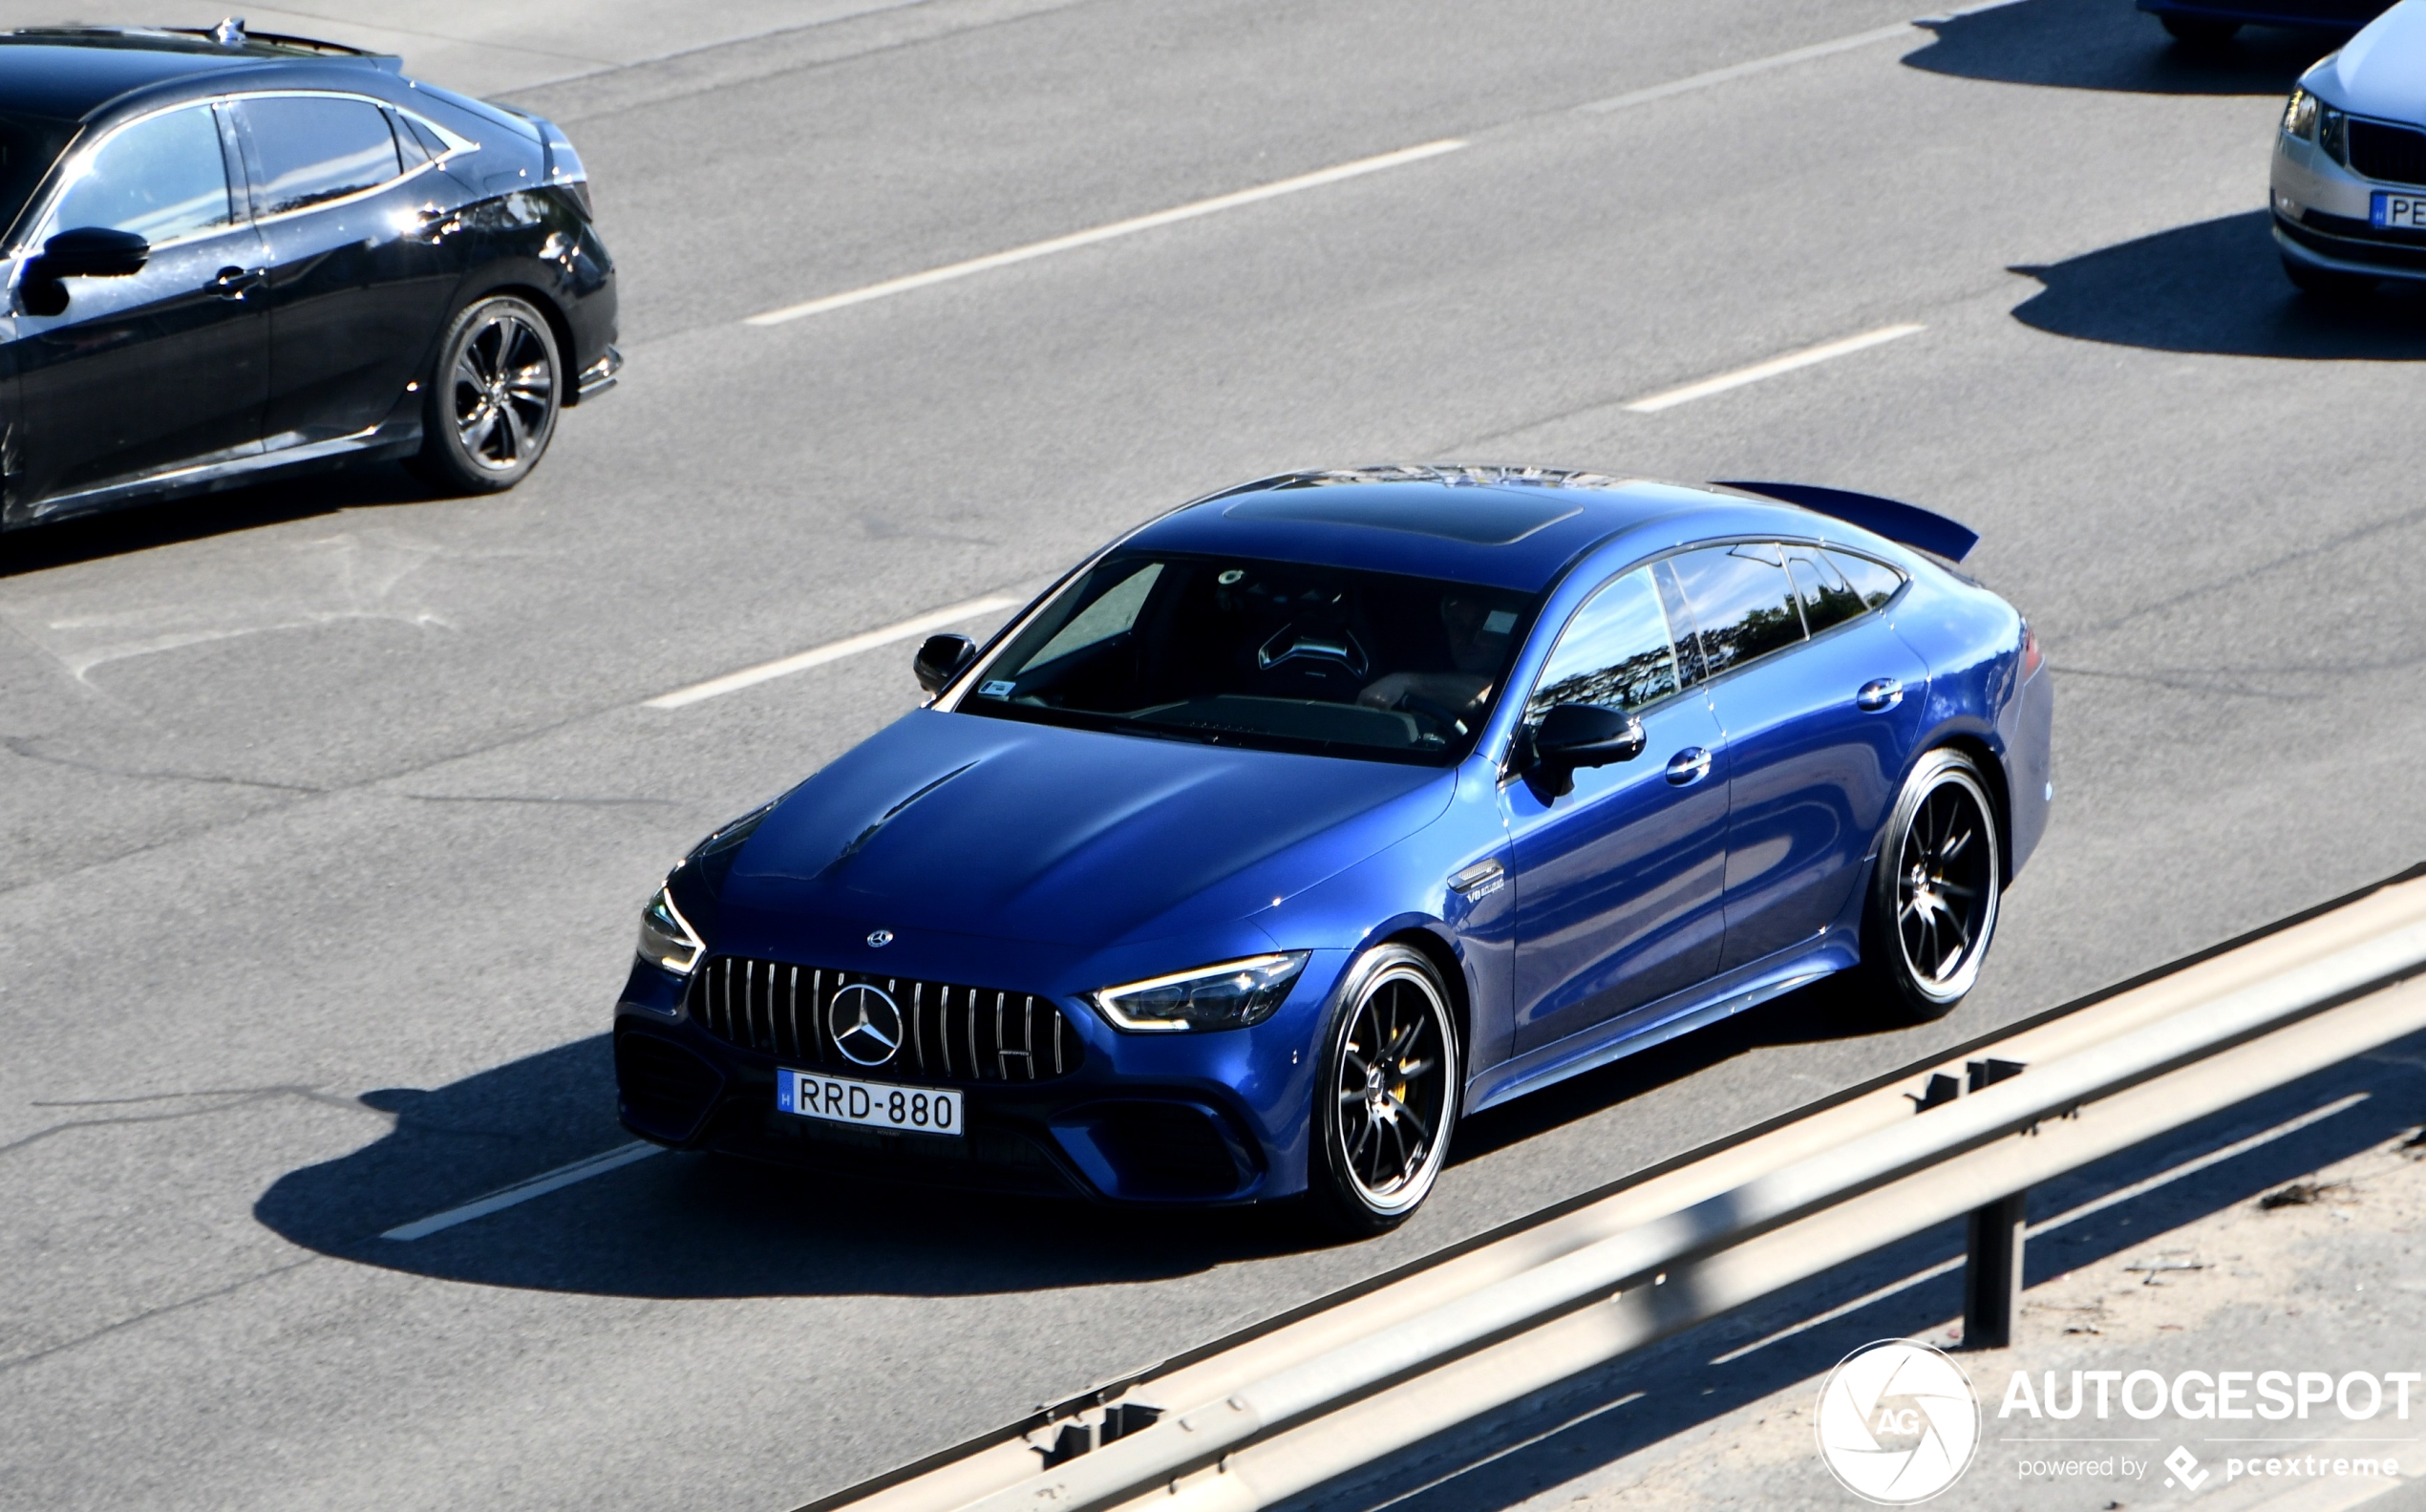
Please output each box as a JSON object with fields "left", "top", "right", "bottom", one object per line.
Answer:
{"left": 210, "top": 266, "right": 266, "bottom": 300}
{"left": 1666, "top": 747, "right": 1713, "bottom": 786}
{"left": 1856, "top": 677, "right": 1905, "bottom": 712}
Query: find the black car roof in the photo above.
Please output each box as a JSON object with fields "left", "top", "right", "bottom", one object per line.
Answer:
{"left": 0, "top": 28, "right": 391, "bottom": 122}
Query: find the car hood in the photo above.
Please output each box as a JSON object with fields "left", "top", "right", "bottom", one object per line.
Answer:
{"left": 2311, "top": 7, "right": 2426, "bottom": 120}
{"left": 713, "top": 710, "right": 1456, "bottom": 948}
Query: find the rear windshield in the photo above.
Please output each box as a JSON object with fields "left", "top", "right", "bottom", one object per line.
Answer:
{"left": 958, "top": 552, "right": 1537, "bottom": 765}
{"left": 0, "top": 112, "right": 74, "bottom": 245}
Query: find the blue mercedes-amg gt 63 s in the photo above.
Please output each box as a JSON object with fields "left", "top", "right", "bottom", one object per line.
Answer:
{"left": 614, "top": 467, "right": 2053, "bottom": 1234}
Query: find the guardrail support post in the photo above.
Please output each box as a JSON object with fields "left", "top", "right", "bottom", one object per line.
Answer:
{"left": 1961, "top": 1190, "right": 2026, "bottom": 1350}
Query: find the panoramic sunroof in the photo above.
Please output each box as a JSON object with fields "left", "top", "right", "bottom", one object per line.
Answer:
{"left": 1220, "top": 487, "right": 1584, "bottom": 545}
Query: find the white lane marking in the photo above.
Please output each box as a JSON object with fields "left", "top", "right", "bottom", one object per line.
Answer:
{"left": 1575, "top": 22, "right": 1917, "bottom": 115}
{"left": 644, "top": 594, "right": 1021, "bottom": 709}
{"left": 1706, "top": 1092, "right": 2371, "bottom": 1364}
{"left": 742, "top": 139, "right": 1468, "bottom": 326}
{"left": 380, "top": 1141, "right": 663, "bottom": 1241}
{"left": 1571, "top": 0, "right": 2032, "bottom": 116}
{"left": 1623, "top": 323, "right": 1924, "bottom": 414}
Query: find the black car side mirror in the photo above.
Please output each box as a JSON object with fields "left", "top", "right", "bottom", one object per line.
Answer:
{"left": 913, "top": 632, "right": 977, "bottom": 693}
{"left": 20, "top": 227, "right": 149, "bottom": 316}
{"left": 33, "top": 226, "right": 149, "bottom": 279}
{"left": 1524, "top": 702, "right": 1647, "bottom": 799}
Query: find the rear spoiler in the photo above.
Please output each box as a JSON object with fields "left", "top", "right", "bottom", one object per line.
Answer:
{"left": 1712, "top": 479, "right": 1979, "bottom": 563}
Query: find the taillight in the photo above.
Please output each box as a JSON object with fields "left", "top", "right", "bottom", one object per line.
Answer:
{"left": 2020, "top": 622, "right": 2043, "bottom": 679}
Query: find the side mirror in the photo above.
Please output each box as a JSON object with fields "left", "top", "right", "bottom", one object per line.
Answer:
{"left": 913, "top": 632, "right": 977, "bottom": 693}
{"left": 20, "top": 227, "right": 148, "bottom": 317}
{"left": 33, "top": 226, "right": 149, "bottom": 279}
{"left": 1524, "top": 702, "right": 1647, "bottom": 798}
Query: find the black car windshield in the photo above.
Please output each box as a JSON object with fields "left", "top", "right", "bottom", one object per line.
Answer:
{"left": 958, "top": 552, "right": 1537, "bottom": 764}
{"left": 0, "top": 112, "right": 74, "bottom": 245}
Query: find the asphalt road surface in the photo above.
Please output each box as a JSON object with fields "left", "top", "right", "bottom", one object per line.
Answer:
{"left": 2, "top": 2, "right": 2422, "bottom": 1509}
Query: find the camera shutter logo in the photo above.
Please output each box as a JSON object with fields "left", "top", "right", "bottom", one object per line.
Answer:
{"left": 828, "top": 983, "right": 904, "bottom": 1067}
{"left": 1816, "top": 1340, "right": 1980, "bottom": 1503}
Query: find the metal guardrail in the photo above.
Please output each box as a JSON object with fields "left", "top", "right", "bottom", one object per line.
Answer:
{"left": 807, "top": 865, "right": 2426, "bottom": 1512}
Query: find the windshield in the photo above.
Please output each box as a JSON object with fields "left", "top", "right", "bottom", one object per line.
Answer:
{"left": 0, "top": 112, "right": 74, "bottom": 247}
{"left": 959, "top": 552, "right": 1537, "bottom": 764}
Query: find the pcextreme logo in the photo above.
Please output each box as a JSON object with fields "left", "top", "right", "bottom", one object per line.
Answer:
{"left": 1817, "top": 1340, "right": 1982, "bottom": 1503}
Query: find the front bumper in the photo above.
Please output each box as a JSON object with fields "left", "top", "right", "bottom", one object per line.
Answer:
{"left": 611, "top": 948, "right": 1345, "bottom": 1206}
{"left": 2271, "top": 121, "right": 2426, "bottom": 282}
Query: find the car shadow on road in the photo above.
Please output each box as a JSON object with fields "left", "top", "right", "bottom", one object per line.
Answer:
{"left": 257, "top": 976, "right": 1900, "bottom": 1300}
{"left": 255, "top": 1033, "right": 1330, "bottom": 1298}
{"left": 1451, "top": 976, "right": 1884, "bottom": 1166}
{"left": 0, "top": 463, "right": 431, "bottom": 578}
{"left": 1278, "top": 1036, "right": 2426, "bottom": 1512}
{"left": 2011, "top": 209, "right": 2426, "bottom": 359}
{"left": 1901, "top": 0, "right": 2344, "bottom": 96}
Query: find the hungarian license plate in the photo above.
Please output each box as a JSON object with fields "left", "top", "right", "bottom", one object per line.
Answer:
{"left": 2373, "top": 191, "right": 2426, "bottom": 231}
{"left": 777, "top": 1068, "right": 962, "bottom": 1137}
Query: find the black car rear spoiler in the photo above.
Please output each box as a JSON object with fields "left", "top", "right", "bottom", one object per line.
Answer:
{"left": 1712, "top": 480, "right": 1979, "bottom": 563}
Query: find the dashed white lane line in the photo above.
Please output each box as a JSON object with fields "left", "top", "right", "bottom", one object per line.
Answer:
{"left": 380, "top": 1141, "right": 662, "bottom": 1241}
{"left": 645, "top": 593, "right": 1022, "bottom": 710}
{"left": 1624, "top": 323, "right": 1925, "bottom": 414}
{"left": 743, "top": 138, "right": 1468, "bottom": 327}
{"left": 1574, "top": 21, "right": 1920, "bottom": 116}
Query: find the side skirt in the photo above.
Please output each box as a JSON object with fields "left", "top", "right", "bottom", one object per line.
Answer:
{"left": 1466, "top": 942, "right": 1855, "bottom": 1115}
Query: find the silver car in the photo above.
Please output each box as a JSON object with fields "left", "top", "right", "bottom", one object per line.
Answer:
{"left": 2271, "top": 0, "right": 2426, "bottom": 295}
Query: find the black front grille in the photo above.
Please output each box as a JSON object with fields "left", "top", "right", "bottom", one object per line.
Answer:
{"left": 688, "top": 955, "right": 1083, "bottom": 1083}
{"left": 2350, "top": 120, "right": 2426, "bottom": 188}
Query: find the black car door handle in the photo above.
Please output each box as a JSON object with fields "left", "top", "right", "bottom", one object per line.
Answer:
{"left": 1856, "top": 677, "right": 1905, "bottom": 712}
{"left": 1666, "top": 747, "right": 1713, "bottom": 785}
{"left": 210, "top": 266, "right": 266, "bottom": 299}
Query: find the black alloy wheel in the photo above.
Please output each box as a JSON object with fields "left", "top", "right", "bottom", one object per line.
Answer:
{"left": 1309, "top": 944, "right": 1459, "bottom": 1237}
{"left": 1856, "top": 749, "right": 2003, "bottom": 1024}
{"left": 409, "top": 294, "right": 562, "bottom": 494}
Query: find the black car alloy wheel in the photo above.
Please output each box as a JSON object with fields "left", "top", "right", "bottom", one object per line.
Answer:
{"left": 1861, "top": 748, "right": 2002, "bottom": 1022}
{"left": 411, "top": 295, "right": 562, "bottom": 493}
{"left": 1310, "top": 944, "right": 1459, "bottom": 1236}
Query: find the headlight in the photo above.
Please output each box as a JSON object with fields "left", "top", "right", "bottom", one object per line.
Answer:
{"left": 1092, "top": 952, "right": 1310, "bottom": 1033}
{"left": 2320, "top": 105, "right": 2348, "bottom": 164}
{"left": 2283, "top": 88, "right": 2317, "bottom": 139}
{"left": 637, "top": 882, "right": 705, "bottom": 975}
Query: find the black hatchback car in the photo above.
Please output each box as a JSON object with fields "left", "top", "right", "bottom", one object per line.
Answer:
{"left": 0, "top": 22, "right": 617, "bottom": 526}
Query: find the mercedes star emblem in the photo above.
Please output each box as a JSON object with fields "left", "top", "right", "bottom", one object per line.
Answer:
{"left": 828, "top": 982, "right": 904, "bottom": 1067}
{"left": 866, "top": 928, "right": 894, "bottom": 948}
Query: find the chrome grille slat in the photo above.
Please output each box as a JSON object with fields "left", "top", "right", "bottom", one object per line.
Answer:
{"left": 687, "top": 957, "right": 1079, "bottom": 1083}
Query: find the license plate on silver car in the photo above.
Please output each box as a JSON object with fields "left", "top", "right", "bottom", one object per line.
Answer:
{"left": 777, "top": 1068, "right": 963, "bottom": 1137}
{"left": 2373, "top": 191, "right": 2426, "bottom": 231}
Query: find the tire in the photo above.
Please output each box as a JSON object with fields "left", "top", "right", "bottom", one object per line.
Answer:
{"left": 1853, "top": 750, "right": 2003, "bottom": 1025}
{"left": 1306, "top": 944, "right": 1460, "bottom": 1239}
{"left": 406, "top": 294, "right": 563, "bottom": 494}
{"left": 2160, "top": 13, "right": 2240, "bottom": 45}
{"left": 2281, "top": 255, "right": 2376, "bottom": 303}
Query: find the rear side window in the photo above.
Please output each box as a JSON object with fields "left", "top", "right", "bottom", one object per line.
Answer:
{"left": 1526, "top": 568, "right": 1680, "bottom": 724}
{"left": 50, "top": 104, "right": 231, "bottom": 244}
{"left": 1785, "top": 547, "right": 1867, "bottom": 636}
{"left": 243, "top": 96, "right": 401, "bottom": 215}
{"left": 1827, "top": 550, "right": 1905, "bottom": 611}
{"left": 1668, "top": 543, "right": 1807, "bottom": 678}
